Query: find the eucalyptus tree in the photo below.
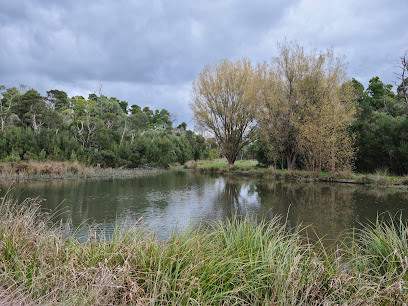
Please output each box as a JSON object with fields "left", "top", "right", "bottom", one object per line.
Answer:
{"left": 0, "top": 86, "right": 19, "bottom": 131}
{"left": 128, "top": 112, "right": 149, "bottom": 143}
{"left": 190, "top": 58, "right": 258, "bottom": 165}
{"left": 46, "top": 89, "right": 69, "bottom": 112}
{"left": 12, "top": 89, "right": 48, "bottom": 133}
{"left": 397, "top": 51, "right": 408, "bottom": 113}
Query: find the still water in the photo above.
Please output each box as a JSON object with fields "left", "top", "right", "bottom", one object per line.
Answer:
{"left": 1, "top": 171, "right": 408, "bottom": 242}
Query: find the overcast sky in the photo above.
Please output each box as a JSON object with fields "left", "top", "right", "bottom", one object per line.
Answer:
{"left": 1, "top": 0, "right": 407, "bottom": 126}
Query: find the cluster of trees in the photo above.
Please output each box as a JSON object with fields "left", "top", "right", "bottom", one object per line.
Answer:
{"left": 191, "top": 41, "right": 408, "bottom": 174}
{"left": 2, "top": 41, "right": 407, "bottom": 175}
{"left": 352, "top": 74, "right": 408, "bottom": 174}
{"left": 191, "top": 41, "right": 357, "bottom": 172}
{"left": 0, "top": 86, "right": 210, "bottom": 167}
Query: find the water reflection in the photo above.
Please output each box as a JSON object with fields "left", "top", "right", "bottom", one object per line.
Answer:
{"left": 1, "top": 171, "right": 408, "bottom": 242}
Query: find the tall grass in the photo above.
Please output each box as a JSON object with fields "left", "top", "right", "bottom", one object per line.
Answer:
{"left": 1, "top": 195, "right": 408, "bottom": 304}
{"left": 0, "top": 161, "right": 165, "bottom": 181}
{"left": 344, "top": 215, "right": 408, "bottom": 302}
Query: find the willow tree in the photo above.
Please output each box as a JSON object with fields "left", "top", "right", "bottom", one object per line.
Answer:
{"left": 297, "top": 80, "right": 357, "bottom": 172}
{"left": 190, "top": 58, "right": 257, "bottom": 165}
{"left": 256, "top": 42, "right": 308, "bottom": 170}
{"left": 258, "top": 41, "right": 357, "bottom": 172}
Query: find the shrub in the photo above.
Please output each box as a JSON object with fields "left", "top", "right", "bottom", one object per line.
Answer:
{"left": 208, "top": 148, "right": 219, "bottom": 160}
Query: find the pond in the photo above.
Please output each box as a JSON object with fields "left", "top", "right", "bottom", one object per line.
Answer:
{"left": 1, "top": 170, "right": 408, "bottom": 243}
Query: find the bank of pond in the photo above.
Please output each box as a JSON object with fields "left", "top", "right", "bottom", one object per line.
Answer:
{"left": 0, "top": 195, "right": 407, "bottom": 304}
{"left": 3, "top": 160, "right": 408, "bottom": 189}
{"left": 194, "top": 160, "right": 408, "bottom": 188}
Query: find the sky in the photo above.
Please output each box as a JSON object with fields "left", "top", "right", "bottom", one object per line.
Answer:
{"left": 1, "top": 0, "right": 407, "bottom": 126}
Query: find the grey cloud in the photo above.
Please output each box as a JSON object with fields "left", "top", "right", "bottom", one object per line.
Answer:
{"left": 0, "top": 0, "right": 407, "bottom": 124}
{"left": 1, "top": 0, "right": 294, "bottom": 85}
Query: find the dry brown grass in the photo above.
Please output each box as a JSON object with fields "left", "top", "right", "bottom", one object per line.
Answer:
{"left": 184, "top": 160, "right": 197, "bottom": 169}
{"left": 0, "top": 161, "right": 165, "bottom": 181}
{"left": 0, "top": 161, "right": 88, "bottom": 177}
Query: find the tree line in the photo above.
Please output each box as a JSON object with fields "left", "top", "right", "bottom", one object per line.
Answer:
{"left": 191, "top": 41, "right": 408, "bottom": 174}
{"left": 0, "top": 85, "right": 212, "bottom": 167}
{"left": 2, "top": 41, "right": 407, "bottom": 174}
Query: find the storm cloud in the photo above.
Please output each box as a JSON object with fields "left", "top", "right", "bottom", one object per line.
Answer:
{"left": 1, "top": 0, "right": 407, "bottom": 125}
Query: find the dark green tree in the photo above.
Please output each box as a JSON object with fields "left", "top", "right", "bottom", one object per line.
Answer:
{"left": 177, "top": 122, "right": 187, "bottom": 130}
{"left": 119, "top": 101, "right": 128, "bottom": 114}
{"left": 12, "top": 89, "right": 47, "bottom": 133}
{"left": 352, "top": 77, "right": 408, "bottom": 174}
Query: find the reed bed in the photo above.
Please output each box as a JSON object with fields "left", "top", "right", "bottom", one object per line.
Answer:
{"left": 0, "top": 161, "right": 164, "bottom": 181}
{"left": 0, "top": 195, "right": 407, "bottom": 305}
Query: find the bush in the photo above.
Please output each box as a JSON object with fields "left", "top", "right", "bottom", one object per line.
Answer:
{"left": 208, "top": 148, "right": 219, "bottom": 160}
{"left": 5, "top": 150, "right": 21, "bottom": 163}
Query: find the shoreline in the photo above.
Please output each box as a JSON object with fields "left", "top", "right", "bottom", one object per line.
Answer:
{"left": 0, "top": 161, "right": 169, "bottom": 182}
{"left": 194, "top": 160, "right": 408, "bottom": 188}
{"left": 2, "top": 160, "right": 408, "bottom": 189}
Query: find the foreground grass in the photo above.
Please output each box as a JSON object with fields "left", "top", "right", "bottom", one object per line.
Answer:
{"left": 194, "top": 160, "right": 408, "bottom": 187}
{"left": 1, "top": 196, "right": 408, "bottom": 304}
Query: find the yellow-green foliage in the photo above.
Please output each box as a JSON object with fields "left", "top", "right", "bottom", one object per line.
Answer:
{"left": 257, "top": 41, "right": 357, "bottom": 172}
{"left": 190, "top": 58, "right": 258, "bottom": 165}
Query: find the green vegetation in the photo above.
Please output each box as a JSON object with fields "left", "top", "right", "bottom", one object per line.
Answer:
{"left": 0, "top": 86, "right": 210, "bottom": 168}
{"left": 196, "top": 159, "right": 258, "bottom": 168}
{"left": 0, "top": 196, "right": 407, "bottom": 304}
{"left": 351, "top": 76, "right": 408, "bottom": 175}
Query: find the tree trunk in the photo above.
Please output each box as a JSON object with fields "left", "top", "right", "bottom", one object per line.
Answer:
{"left": 400, "top": 53, "right": 408, "bottom": 115}
{"left": 331, "top": 147, "right": 336, "bottom": 174}
{"left": 32, "top": 113, "right": 41, "bottom": 133}
{"left": 120, "top": 118, "right": 127, "bottom": 145}
{"left": 286, "top": 154, "right": 296, "bottom": 170}
{"left": 226, "top": 153, "right": 237, "bottom": 166}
